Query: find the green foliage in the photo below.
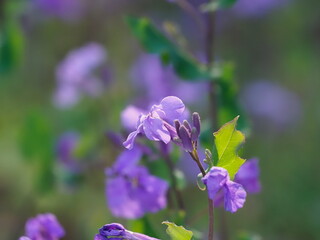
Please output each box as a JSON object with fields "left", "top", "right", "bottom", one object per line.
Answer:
{"left": 214, "top": 62, "right": 250, "bottom": 133}
{"left": 213, "top": 116, "right": 246, "bottom": 179}
{"left": 201, "top": 0, "right": 238, "bottom": 12}
{"left": 19, "top": 112, "right": 54, "bottom": 161}
{"left": 0, "top": 21, "right": 24, "bottom": 74}
{"left": 126, "top": 16, "right": 211, "bottom": 81}
{"left": 162, "top": 221, "right": 193, "bottom": 240}
{"left": 19, "top": 112, "right": 55, "bottom": 193}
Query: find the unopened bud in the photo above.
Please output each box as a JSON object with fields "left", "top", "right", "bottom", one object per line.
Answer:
{"left": 178, "top": 125, "right": 193, "bottom": 152}
{"left": 192, "top": 112, "right": 201, "bottom": 137}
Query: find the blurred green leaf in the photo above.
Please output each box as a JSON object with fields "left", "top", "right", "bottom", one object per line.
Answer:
{"left": 146, "top": 159, "right": 172, "bottom": 185}
{"left": 126, "top": 16, "right": 211, "bottom": 81}
{"left": 214, "top": 62, "right": 250, "bottom": 133}
{"left": 0, "top": 21, "right": 24, "bottom": 74}
{"left": 19, "top": 112, "right": 55, "bottom": 193}
{"left": 201, "top": 0, "right": 237, "bottom": 12}
{"left": 162, "top": 221, "right": 193, "bottom": 240}
{"left": 19, "top": 112, "right": 54, "bottom": 161}
{"left": 214, "top": 116, "right": 246, "bottom": 179}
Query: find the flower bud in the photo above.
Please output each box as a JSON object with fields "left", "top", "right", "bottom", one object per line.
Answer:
{"left": 192, "top": 112, "right": 201, "bottom": 137}
{"left": 178, "top": 125, "right": 193, "bottom": 152}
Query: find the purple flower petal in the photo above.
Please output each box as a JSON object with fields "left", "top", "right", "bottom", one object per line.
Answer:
{"left": 224, "top": 181, "right": 247, "bottom": 213}
{"left": 142, "top": 116, "right": 171, "bottom": 144}
{"left": 121, "top": 105, "right": 145, "bottom": 131}
{"left": 158, "top": 96, "right": 185, "bottom": 123}
{"left": 110, "top": 147, "right": 143, "bottom": 175}
{"left": 106, "top": 176, "right": 143, "bottom": 219}
{"left": 123, "top": 126, "right": 142, "bottom": 150}
{"left": 202, "top": 167, "right": 229, "bottom": 200}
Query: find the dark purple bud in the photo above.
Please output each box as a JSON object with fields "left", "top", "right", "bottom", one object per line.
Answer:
{"left": 192, "top": 112, "right": 201, "bottom": 137}
{"left": 183, "top": 120, "right": 192, "bottom": 133}
{"left": 191, "top": 127, "right": 199, "bottom": 141}
{"left": 174, "top": 120, "right": 181, "bottom": 135}
{"left": 178, "top": 125, "right": 193, "bottom": 152}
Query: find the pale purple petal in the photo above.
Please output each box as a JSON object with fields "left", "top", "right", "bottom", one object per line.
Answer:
{"left": 202, "top": 167, "right": 229, "bottom": 200}
{"left": 121, "top": 105, "right": 145, "bottom": 131}
{"left": 53, "top": 84, "right": 80, "bottom": 108}
{"left": 123, "top": 127, "right": 142, "bottom": 150}
{"left": 19, "top": 237, "right": 31, "bottom": 240}
{"left": 131, "top": 232, "right": 160, "bottom": 240}
{"left": 143, "top": 116, "right": 171, "bottom": 144}
{"left": 224, "top": 181, "right": 247, "bottom": 213}
{"left": 159, "top": 96, "right": 185, "bottom": 122}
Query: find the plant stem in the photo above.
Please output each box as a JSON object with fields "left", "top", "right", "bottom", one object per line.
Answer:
{"left": 160, "top": 143, "right": 185, "bottom": 213}
{"left": 188, "top": 149, "right": 214, "bottom": 240}
{"left": 205, "top": 3, "right": 217, "bottom": 240}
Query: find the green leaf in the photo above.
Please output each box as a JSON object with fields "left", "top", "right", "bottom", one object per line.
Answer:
{"left": 213, "top": 116, "right": 245, "bottom": 179}
{"left": 214, "top": 62, "right": 250, "bottom": 134}
{"left": 201, "top": 0, "right": 237, "bottom": 12}
{"left": 126, "top": 16, "right": 211, "bottom": 81}
{"left": 162, "top": 221, "right": 193, "bottom": 240}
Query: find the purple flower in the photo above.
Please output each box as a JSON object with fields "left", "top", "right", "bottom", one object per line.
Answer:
{"left": 235, "top": 158, "right": 261, "bottom": 193}
{"left": 32, "top": 0, "right": 82, "bottom": 21}
{"left": 95, "top": 223, "right": 159, "bottom": 240}
{"left": 202, "top": 167, "right": 247, "bottom": 213}
{"left": 240, "top": 80, "right": 301, "bottom": 131}
{"left": 123, "top": 96, "right": 187, "bottom": 150}
{"left": 131, "top": 54, "right": 207, "bottom": 104}
{"left": 20, "top": 213, "right": 65, "bottom": 240}
{"left": 233, "top": 0, "right": 289, "bottom": 17}
{"left": 106, "top": 149, "right": 168, "bottom": 219}
{"left": 56, "top": 132, "right": 81, "bottom": 172}
{"left": 53, "top": 43, "right": 107, "bottom": 108}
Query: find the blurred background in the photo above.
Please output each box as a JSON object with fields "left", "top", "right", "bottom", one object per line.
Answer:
{"left": 1, "top": 0, "right": 319, "bottom": 239}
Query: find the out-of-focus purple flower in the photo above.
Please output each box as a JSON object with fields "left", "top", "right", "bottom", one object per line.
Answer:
{"left": 95, "top": 223, "right": 159, "bottom": 240}
{"left": 241, "top": 80, "right": 301, "bottom": 131}
{"left": 235, "top": 158, "right": 261, "bottom": 193}
{"left": 20, "top": 213, "right": 65, "bottom": 240}
{"left": 233, "top": 0, "right": 288, "bottom": 17}
{"left": 32, "top": 0, "right": 82, "bottom": 21}
{"left": 53, "top": 43, "right": 107, "bottom": 108}
{"left": 202, "top": 167, "right": 246, "bottom": 213}
{"left": 105, "top": 149, "right": 168, "bottom": 219}
{"left": 56, "top": 132, "right": 81, "bottom": 172}
{"left": 123, "top": 96, "right": 187, "bottom": 150}
{"left": 121, "top": 106, "right": 146, "bottom": 132}
{"left": 131, "top": 54, "right": 207, "bottom": 105}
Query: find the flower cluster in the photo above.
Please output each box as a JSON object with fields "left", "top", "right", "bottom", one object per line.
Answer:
{"left": 19, "top": 213, "right": 65, "bottom": 240}
{"left": 105, "top": 148, "right": 169, "bottom": 219}
{"left": 123, "top": 96, "right": 187, "bottom": 150}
